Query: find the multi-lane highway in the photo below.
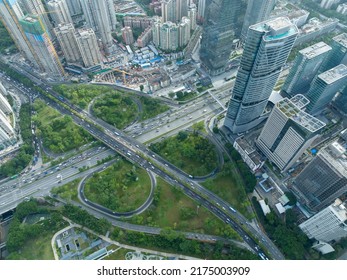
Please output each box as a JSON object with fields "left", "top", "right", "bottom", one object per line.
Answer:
{"left": 1, "top": 64, "right": 284, "bottom": 260}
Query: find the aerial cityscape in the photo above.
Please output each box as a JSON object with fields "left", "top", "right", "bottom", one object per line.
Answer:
{"left": 0, "top": 0, "right": 347, "bottom": 261}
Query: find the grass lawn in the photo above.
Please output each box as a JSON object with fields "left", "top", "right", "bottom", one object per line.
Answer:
{"left": 131, "top": 178, "right": 240, "bottom": 239}
{"left": 149, "top": 132, "right": 218, "bottom": 176}
{"left": 103, "top": 247, "right": 133, "bottom": 260}
{"left": 202, "top": 161, "right": 250, "bottom": 218}
{"left": 84, "top": 159, "right": 151, "bottom": 212}
{"left": 51, "top": 179, "right": 81, "bottom": 202}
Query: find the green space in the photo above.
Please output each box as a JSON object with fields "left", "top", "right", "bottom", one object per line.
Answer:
{"left": 0, "top": 21, "right": 16, "bottom": 54}
{"left": 138, "top": 96, "right": 169, "bottom": 121}
{"left": 6, "top": 200, "right": 68, "bottom": 260}
{"left": 251, "top": 197, "right": 310, "bottom": 260}
{"left": 225, "top": 143, "right": 257, "bottom": 193}
{"left": 32, "top": 99, "right": 93, "bottom": 154}
{"left": 92, "top": 92, "right": 138, "bottom": 129}
{"left": 112, "top": 228, "right": 258, "bottom": 260}
{"left": 103, "top": 247, "right": 132, "bottom": 260}
{"left": 51, "top": 179, "right": 81, "bottom": 201}
{"left": 202, "top": 160, "right": 250, "bottom": 218}
{"left": 84, "top": 159, "right": 151, "bottom": 212}
{"left": 131, "top": 178, "right": 240, "bottom": 239}
{"left": 150, "top": 131, "right": 218, "bottom": 176}
{"left": 53, "top": 84, "right": 169, "bottom": 122}
{"left": 0, "top": 103, "right": 34, "bottom": 179}
{"left": 53, "top": 84, "right": 111, "bottom": 109}
{"left": 169, "top": 91, "right": 197, "bottom": 102}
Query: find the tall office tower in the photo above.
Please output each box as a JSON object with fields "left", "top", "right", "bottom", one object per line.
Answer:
{"left": 21, "top": 0, "right": 54, "bottom": 37}
{"left": 334, "top": 85, "right": 347, "bottom": 115}
{"left": 0, "top": 83, "right": 13, "bottom": 115}
{"left": 0, "top": 109, "right": 14, "bottom": 137}
{"left": 46, "top": 0, "right": 73, "bottom": 26}
{"left": 241, "top": 0, "right": 277, "bottom": 40}
{"left": 199, "top": 0, "right": 240, "bottom": 76}
{"left": 188, "top": 4, "right": 197, "bottom": 30}
{"left": 282, "top": 42, "right": 332, "bottom": 98}
{"left": 293, "top": 141, "right": 347, "bottom": 212}
{"left": 80, "top": 0, "right": 117, "bottom": 51}
{"left": 256, "top": 95, "right": 325, "bottom": 172}
{"left": 305, "top": 64, "right": 347, "bottom": 114}
{"left": 65, "top": 0, "right": 82, "bottom": 16}
{"left": 20, "top": 15, "right": 65, "bottom": 78}
{"left": 197, "top": 0, "right": 205, "bottom": 22}
{"left": 121, "top": 26, "right": 134, "bottom": 45}
{"left": 224, "top": 17, "right": 298, "bottom": 134}
{"left": 179, "top": 17, "right": 191, "bottom": 46}
{"left": 0, "top": 0, "right": 41, "bottom": 68}
{"left": 299, "top": 199, "right": 347, "bottom": 243}
{"left": 320, "top": 33, "right": 347, "bottom": 72}
{"left": 75, "top": 28, "right": 102, "bottom": 68}
{"left": 54, "top": 23, "right": 81, "bottom": 64}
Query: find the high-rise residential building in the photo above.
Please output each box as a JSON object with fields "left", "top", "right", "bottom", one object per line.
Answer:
{"left": 282, "top": 42, "right": 332, "bottom": 97}
{"left": 293, "top": 142, "right": 347, "bottom": 212}
{"left": 299, "top": 199, "right": 347, "bottom": 243}
{"left": 65, "top": 0, "right": 82, "bottom": 16}
{"left": 0, "top": 0, "right": 41, "bottom": 68}
{"left": 80, "top": 0, "right": 117, "bottom": 51}
{"left": 337, "top": 3, "right": 347, "bottom": 15}
{"left": 152, "top": 18, "right": 161, "bottom": 47}
{"left": 199, "top": 0, "right": 240, "bottom": 76}
{"left": 159, "top": 21, "right": 179, "bottom": 51}
{"left": 334, "top": 85, "right": 347, "bottom": 115}
{"left": 241, "top": 0, "right": 276, "bottom": 40}
{"left": 21, "top": 0, "right": 54, "bottom": 37}
{"left": 188, "top": 4, "right": 197, "bottom": 30}
{"left": 54, "top": 23, "right": 81, "bottom": 64}
{"left": 320, "top": 33, "right": 347, "bottom": 73}
{"left": 197, "top": 0, "right": 205, "bottom": 22}
{"left": 0, "top": 109, "right": 14, "bottom": 138}
{"left": 19, "top": 15, "right": 65, "bottom": 78}
{"left": 121, "top": 26, "right": 134, "bottom": 45}
{"left": 320, "top": 0, "right": 339, "bottom": 9}
{"left": 305, "top": 64, "right": 347, "bottom": 114}
{"left": 161, "top": 0, "right": 188, "bottom": 23}
{"left": 75, "top": 28, "right": 102, "bottom": 68}
{"left": 256, "top": 95, "right": 325, "bottom": 172}
{"left": 0, "top": 106, "right": 15, "bottom": 149}
{"left": 179, "top": 16, "right": 190, "bottom": 47}
{"left": 137, "top": 26, "right": 153, "bottom": 48}
{"left": 224, "top": 17, "right": 298, "bottom": 134}
{"left": 46, "top": 0, "right": 73, "bottom": 26}
{"left": 0, "top": 82, "right": 12, "bottom": 115}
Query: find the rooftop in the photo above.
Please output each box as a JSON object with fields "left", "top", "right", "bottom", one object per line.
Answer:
{"left": 252, "top": 17, "right": 298, "bottom": 41}
{"left": 333, "top": 33, "right": 347, "bottom": 48}
{"left": 320, "top": 142, "right": 347, "bottom": 177}
{"left": 331, "top": 199, "right": 347, "bottom": 222}
{"left": 277, "top": 98, "right": 326, "bottom": 133}
{"left": 299, "top": 42, "right": 332, "bottom": 59}
{"left": 290, "top": 94, "right": 310, "bottom": 110}
{"left": 319, "top": 64, "right": 347, "bottom": 84}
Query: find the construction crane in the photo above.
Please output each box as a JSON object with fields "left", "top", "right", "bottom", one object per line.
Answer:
{"left": 111, "top": 68, "right": 132, "bottom": 85}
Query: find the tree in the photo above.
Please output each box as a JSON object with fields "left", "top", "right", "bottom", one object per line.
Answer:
{"left": 140, "top": 84, "right": 144, "bottom": 92}
{"left": 212, "top": 126, "right": 219, "bottom": 133}
{"left": 168, "top": 92, "right": 175, "bottom": 98}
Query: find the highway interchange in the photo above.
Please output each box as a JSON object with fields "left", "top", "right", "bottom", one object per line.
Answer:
{"left": 0, "top": 64, "right": 284, "bottom": 260}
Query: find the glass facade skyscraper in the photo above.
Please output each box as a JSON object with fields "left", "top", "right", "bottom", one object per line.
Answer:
{"left": 199, "top": 0, "right": 240, "bottom": 76}
{"left": 224, "top": 17, "right": 298, "bottom": 134}
{"left": 282, "top": 42, "right": 332, "bottom": 97}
